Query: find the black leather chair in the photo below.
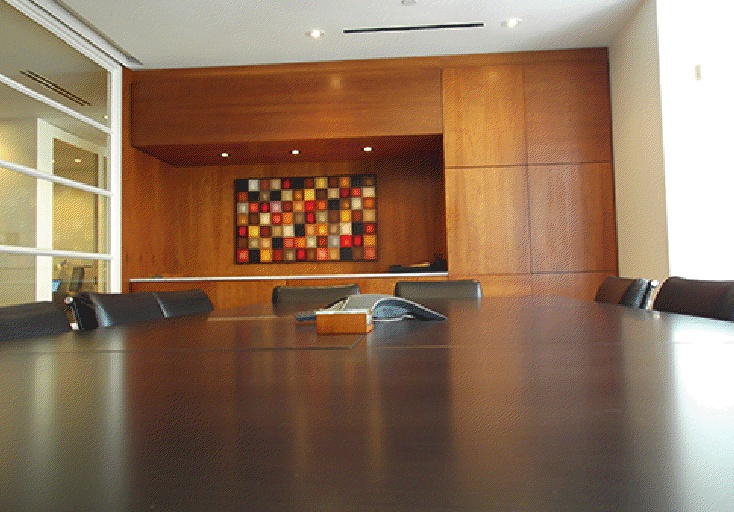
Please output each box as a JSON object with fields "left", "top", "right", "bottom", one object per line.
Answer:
{"left": 79, "top": 291, "right": 165, "bottom": 328}
{"left": 0, "top": 301, "right": 71, "bottom": 341}
{"left": 65, "top": 293, "right": 99, "bottom": 331}
{"left": 653, "top": 277, "right": 734, "bottom": 321}
{"left": 394, "top": 279, "right": 483, "bottom": 301}
{"left": 271, "top": 284, "right": 360, "bottom": 309}
{"left": 153, "top": 289, "right": 214, "bottom": 318}
{"left": 594, "top": 276, "right": 657, "bottom": 309}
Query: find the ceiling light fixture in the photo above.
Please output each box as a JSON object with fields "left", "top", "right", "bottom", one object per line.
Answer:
{"left": 502, "top": 18, "right": 522, "bottom": 28}
{"left": 221, "top": 152, "right": 229, "bottom": 158}
{"left": 291, "top": 149, "right": 300, "bottom": 155}
{"left": 363, "top": 147, "right": 373, "bottom": 152}
{"left": 307, "top": 29, "right": 325, "bottom": 39}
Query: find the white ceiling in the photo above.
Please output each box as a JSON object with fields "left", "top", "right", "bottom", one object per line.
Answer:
{"left": 56, "top": 0, "right": 643, "bottom": 69}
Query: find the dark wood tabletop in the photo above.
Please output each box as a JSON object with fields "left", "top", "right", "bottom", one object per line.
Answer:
{"left": 1, "top": 296, "right": 733, "bottom": 511}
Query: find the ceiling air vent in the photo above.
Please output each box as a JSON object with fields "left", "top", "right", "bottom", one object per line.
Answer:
{"left": 344, "top": 21, "right": 484, "bottom": 34}
{"left": 20, "top": 70, "right": 91, "bottom": 107}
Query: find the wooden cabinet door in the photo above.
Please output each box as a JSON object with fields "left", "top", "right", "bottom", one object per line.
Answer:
{"left": 443, "top": 66, "right": 527, "bottom": 167}
{"left": 445, "top": 167, "right": 531, "bottom": 275}
{"left": 524, "top": 60, "right": 612, "bottom": 164}
{"left": 528, "top": 163, "right": 617, "bottom": 273}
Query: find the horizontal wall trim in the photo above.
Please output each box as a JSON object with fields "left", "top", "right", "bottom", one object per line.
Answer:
{"left": 130, "top": 272, "right": 449, "bottom": 283}
{"left": 444, "top": 160, "right": 613, "bottom": 170}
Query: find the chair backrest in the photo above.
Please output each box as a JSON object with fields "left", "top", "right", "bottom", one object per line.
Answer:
{"left": 153, "top": 289, "right": 214, "bottom": 318}
{"left": 594, "top": 276, "right": 652, "bottom": 309}
{"left": 65, "top": 293, "right": 99, "bottom": 331}
{"left": 0, "top": 301, "right": 71, "bottom": 341}
{"left": 86, "top": 291, "right": 165, "bottom": 328}
{"left": 653, "top": 277, "right": 734, "bottom": 321}
{"left": 271, "top": 284, "right": 360, "bottom": 308}
{"left": 394, "top": 279, "right": 483, "bottom": 301}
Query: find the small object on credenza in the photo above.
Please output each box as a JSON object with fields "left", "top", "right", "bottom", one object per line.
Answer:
{"left": 388, "top": 256, "right": 447, "bottom": 273}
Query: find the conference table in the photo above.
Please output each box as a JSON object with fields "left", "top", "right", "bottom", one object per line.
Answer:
{"left": 1, "top": 296, "right": 733, "bottom": 511}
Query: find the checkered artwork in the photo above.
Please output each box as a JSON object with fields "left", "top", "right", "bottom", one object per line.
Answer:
{"left": 235, "top": 175, "right": 377, "bottom": 264}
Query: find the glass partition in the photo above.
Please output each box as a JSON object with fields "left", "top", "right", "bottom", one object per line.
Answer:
{"left": 0, "top": 0, "right": 120, "bottom": 306}
{"left": 0, "top": 166, "right": 36, "bottom": 247}
{"left": 0, "top": 0, "right": 110, "bottom": 128}
{"left": 0, "top": 253, "right": 35, "bottom": 306}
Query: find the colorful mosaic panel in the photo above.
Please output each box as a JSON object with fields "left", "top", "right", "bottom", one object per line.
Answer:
{"left": 235, "top": 175, "right": 377, "bottom": 264}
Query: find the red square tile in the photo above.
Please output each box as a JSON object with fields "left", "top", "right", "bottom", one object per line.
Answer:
{"left": 340, "top": 235, "right": 352, "bottom": 248}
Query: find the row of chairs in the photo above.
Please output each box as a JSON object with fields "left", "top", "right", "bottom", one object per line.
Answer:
{"left": 67, "top": 289, "right": 214, "bottom": 330}
{"left": 0, "top": 289, "right": 214, "bottom": 341}
{"left": 5, "top": 276, "right": 732, "bottom": 341}
{"left": 595, "top": 276, "right": 734, "bottom": 321}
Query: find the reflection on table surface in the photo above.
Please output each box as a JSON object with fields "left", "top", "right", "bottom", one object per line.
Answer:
{"left": 1, "top": 296, "right": 733, "bottom": 511}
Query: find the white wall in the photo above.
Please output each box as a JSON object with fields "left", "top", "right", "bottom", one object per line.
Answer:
{"left": 609, "top": 0, "right": 669, "bottom": 283}
{"left": 611, "top": 0, "right": 734, "bottom": 281}
{"left": 656, "top": 0, "right": 734, "bottom": 279}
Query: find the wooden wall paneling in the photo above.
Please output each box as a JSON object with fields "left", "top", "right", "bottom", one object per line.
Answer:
{"left": 443, "top": 65, "right": 527, "bottom": 167}
{"left": 524, "top": 60, "right": 612, "bottom": 164}
{"left": 451, "top": 274, "right": 533, "bottom": 297}
{"left": 445, "top": 167, "right": 531, "bottom": 275}
{"left": 375, "top": 154, "right": 447, "bottom": 267}
{"left": 531, "top": 272, "right": 611, "bottom": 301}
{"left": 528, "top": 163, "right": 617, "bottom": 273}
{"left": 131, "top": 68, "right": 443, "bottom": 149}
{"left": 122, "top": 68, "right": 178, "bottom": 287}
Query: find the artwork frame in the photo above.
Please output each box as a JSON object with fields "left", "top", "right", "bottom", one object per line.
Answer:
{"left": 235, "top": 175, "right": 377, "bottom": 264}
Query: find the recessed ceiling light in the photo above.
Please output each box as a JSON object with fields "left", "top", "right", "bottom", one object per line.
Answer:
{"left": 502, "top": 18, "right": 522, "bottom": 28}
{"left": 74, "top": 158, "right": 82, "bottom": 163}
{"left": 307, "top": 29, "right": 325, "bottom": 39}
{"left": 221, "top": 152, "right": 229, "bottom": 158}
{"left": 363, "top": 147, "right": 373, "bottom": 152}
{"left": 291, "top": 149, "right": 300, "bottom": 155}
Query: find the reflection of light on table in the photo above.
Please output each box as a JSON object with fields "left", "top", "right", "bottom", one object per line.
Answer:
{"left": 674, "top": 329, "right": 734, "bottom": 410}
{"left": 672, "top": 328, "right": 734, "bottom": 510}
